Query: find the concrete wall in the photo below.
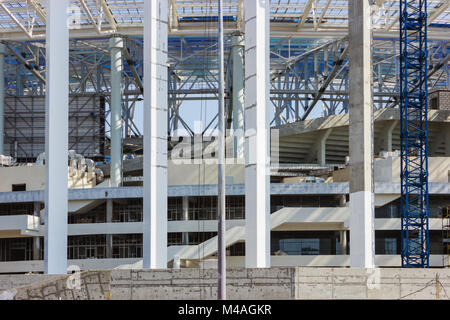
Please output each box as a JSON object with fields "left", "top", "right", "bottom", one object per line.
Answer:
{"left": 429, "top": 87, "right": 450, "bottom": 111}
{"left": 334, "top": 156, "right": 450, "bottom": 183}
{"left": 110, "top": 268, "right": 294, "bottom": 300}
{"left": 0, "top": 274, "right": 63, "bottom": 291}
{"left": 0, "top": 166, "right": 46, "bottom": 191}
{"left": 295, "top": 267, "right": 450, "bottom": 300}
{"left": 0, "top": 165, "right": 95, "bottom": 192}
{"left": 168, "top": 161, "right": 245, "bottom": 185}
{"left": 2, "top": 267, "right": 450, "bottom": 300}
{"left": 1, "top": 271, "right": 110, "bottom": 300}
{"left": 375, "top": 156, "right": 450, "bottom": 183}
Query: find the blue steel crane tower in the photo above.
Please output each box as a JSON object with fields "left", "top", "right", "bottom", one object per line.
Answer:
{"left": 399, "top": 0, "right": 430, "bottom": 268}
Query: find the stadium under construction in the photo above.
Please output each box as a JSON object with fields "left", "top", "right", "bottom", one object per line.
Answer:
{"left": 0, "top": 0, "right": 448, "bottom": 300}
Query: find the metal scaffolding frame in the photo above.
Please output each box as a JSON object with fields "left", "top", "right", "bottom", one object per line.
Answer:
{"left": 400, "top": 0, "right": 430, "bottom": 268}
{"left": 0, "top": 1, "right": 446, "bottom": 144}
{"left": 0, "top": 1, "right": 449, "bottom": 40}
{"left": 1, "top": 35, "right": 448, "bottom": 142}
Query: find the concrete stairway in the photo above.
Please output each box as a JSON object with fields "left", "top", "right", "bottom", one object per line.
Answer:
{"left": 167, "top": 206, "right": 349, "bottom": 262}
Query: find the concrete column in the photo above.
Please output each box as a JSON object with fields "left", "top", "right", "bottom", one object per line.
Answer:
{"left": 338, "top": 194, "right": 347, "bottom": 207}
{"left": 33, "top": 202, "right": 41, "bottom": 260}
{"left": 109, "top": 36, "right": 123, "bottom": 187}
{"left": 44, "top": 0, "right": 69, "bottom": 274}
{"left": 340, "top": 230, "right": 348, "bottom": 255}
{"left": 0, "top": 43, "right": 5, "bottom": 155}
{"left": 375, "top": 120, "right": 398, "bottom": 154}
{"left": 182, "top": 196, "right": 189, "bottom": 245}
{"left": 244, "top": 0, "right": 270, "bottom": 268}
{"left": 383, "top": 120, "right": 398, "bottom": 153}
{"left": 231, "top": 33, "right": 245, "bottom": 159}
{"left": 348, "top": 0, "right": 375, "bottom": 268}
{"left": 430, "top": 123, "right": 450, "bottom": 156}
{"left": 444, "top": 125, "right": 450, "bottom": 156}
{"left": 317, "top": 128, "right": 332, "bottom": 166}
{"left": 143, "top": 0, "right": 168, "bottom": 269}
{"left": 106, "top": 199, "right": 113, "bottom": 259}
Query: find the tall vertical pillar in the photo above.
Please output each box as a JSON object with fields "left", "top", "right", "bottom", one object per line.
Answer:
{"left": 143, "top": 0, "right": 168, "bottom": 269}
{"left": 0, "top": 43, "right": 5, "bottom": 155}
{"left": 444, "top": 125, "right": 450, "bottom": 156}
{"left": 375, "top": 120, "right": 398, "bottom": 154}
{"left": 317, "top": 128, "right": 332, "bottom": 166}
{"left": 244, "top": 0, "right": 270, "bottom": 268}
{"left": 44, "top": 0, "right": 69, "bottom": 274}
{"left": 340, "top": 230, "right": 348, "bottom": 255}
{"left": 182, "top": 196, "right": 189, "bottom": 245}
{"left": 109, "top": 36, "right": 123, "bottom": 187}
{"left": 231, "top": 33, "right": 245, "bottom": 159}
{"left": 33, "top": 202, "right": 41, "bottom": 260}
{"left": 106, "top": 199, "right": 113, "bottom": 259}
{"left": 348, "top": 0, "right": 375, "bottom": 268}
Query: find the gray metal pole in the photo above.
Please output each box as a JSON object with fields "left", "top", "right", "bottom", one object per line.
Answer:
{"left": 0, "top": 43, "right": 5, "bottom": 155}
{"left": 217, "top": 0, "right": 227, "bottom": 301}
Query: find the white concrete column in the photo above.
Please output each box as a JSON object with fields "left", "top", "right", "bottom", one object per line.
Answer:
{"left": 0, "top": 43, "right": 5, "bottom": 155}
{"left": 33, "top": 202, "right": 41, "bottom": 260}
{"left": 317, "top": 128, "right": 332, "bottom": 166}
{"left": 244, "top": 0, "right": 270, "bottom": 268}
{"left": 109, "top": 36, "right": 123, "bottom": 187}
{"left": 348, "top": 0, "right": 375, "bottom": 268}
{"left": 444, "top": 125, "right": 450, "bottom": 156}
{"left": 143, "top": 0, "right": 168, "bottom": 269}
{"left": 106, "top": 199, "right": 113, "bottom": 258}
{"left": 338, "top": 194, "right": 347, "bottom": 207}
{"left": 340, "top": 230, "right": 348, "bottom": 255}
{"left": 44, "top": 0, "right": 69, "bottom": 274}
{"left": 384, "top": 121, "right": 398, "bottom": 152}
{"left": 231, "top": 33, "right": 245, "bottom": 159}
{"left": 375, "top": 120, "right": 398, "bottom": 154}
{"left": 182, "top": 196, "right": 189, "bottom": 245}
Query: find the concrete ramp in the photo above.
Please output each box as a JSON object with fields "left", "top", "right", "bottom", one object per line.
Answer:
{"left": 68, "top": 179, "right": 110, "bottom": 214}
{"left": 375, "top": 194, "right": 399, "bottom": 208}
{"left": 167, "top": 206, "right": 349, "bottom": 261}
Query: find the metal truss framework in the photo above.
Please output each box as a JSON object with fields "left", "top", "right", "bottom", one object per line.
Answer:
{"left": 0, "top": 1, "right": 449, "bottom": 40}
{"left": 400, "top": 0, "right": 430, "bottom": 268}
{"left": 0, "top": 1, "right": 448, "bottom": 140}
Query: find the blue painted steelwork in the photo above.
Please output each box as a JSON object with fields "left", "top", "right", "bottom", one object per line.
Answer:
{"left": 400, "top": 0, "right": 430, "bottom": 268}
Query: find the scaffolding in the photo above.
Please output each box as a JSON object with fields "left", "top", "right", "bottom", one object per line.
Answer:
{"left": 400, "top": 0, "right": 430, "bottom": 268}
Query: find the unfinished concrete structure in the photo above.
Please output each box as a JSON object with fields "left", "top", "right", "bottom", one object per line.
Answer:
{"left": 0, "top": 1, "right": 447, "bottom": 276}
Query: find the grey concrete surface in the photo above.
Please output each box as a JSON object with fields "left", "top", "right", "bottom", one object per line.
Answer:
{"left": 1, "top": 267, "right": 450, "bottom": 300}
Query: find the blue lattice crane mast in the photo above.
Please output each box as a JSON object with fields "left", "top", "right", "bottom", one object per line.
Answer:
{"left": 400, "top": 0, "right": 430, "bottom": 268}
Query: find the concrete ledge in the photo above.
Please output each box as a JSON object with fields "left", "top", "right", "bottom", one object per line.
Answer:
{"left": 0, "top": 182, "right": 448, "bottom": 203}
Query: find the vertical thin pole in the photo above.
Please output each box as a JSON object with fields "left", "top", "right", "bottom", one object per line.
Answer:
{"left": 0, "top": 43, "right": 5, "bottom": 155}
{"left": 217, "top": 0, "right": 226, "bottom": 301}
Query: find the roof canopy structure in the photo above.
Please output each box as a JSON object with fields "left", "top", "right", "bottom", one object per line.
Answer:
{"left": 0, "top": 0, "right": 448, "bottom": 40}
{"left": 0, "top": 0, "right": 448, "bottom": 136}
